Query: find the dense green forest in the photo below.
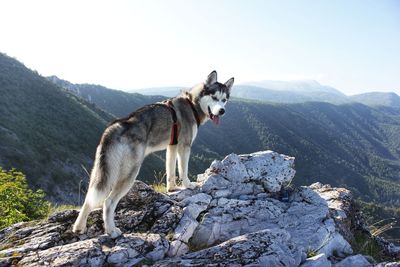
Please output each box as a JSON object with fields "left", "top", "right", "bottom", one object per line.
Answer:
{"left": 357, "top": 200, "right": 400, "bottom": 244}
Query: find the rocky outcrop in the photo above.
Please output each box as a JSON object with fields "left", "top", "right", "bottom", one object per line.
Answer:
{"left": 0, "top": 150, "right": 398, "bottom": 266}
{"left": 0, "top": 182, "right": 181, "bottom": 266}
{"left": 155, "top": 229, "right": 304, "bottom": 267}
{"left": 189, "top": 153, "right": 352, "bottom": 259}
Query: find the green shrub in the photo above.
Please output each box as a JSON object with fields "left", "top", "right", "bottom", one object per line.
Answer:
{"left": 0, "top": 167, "right": 50, "bottom": 229}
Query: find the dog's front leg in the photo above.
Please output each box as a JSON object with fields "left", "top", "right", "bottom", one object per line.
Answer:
{"left": 177, "top": 145, "right": 197, "bottom": 189}
{"left": 166, "top": 145, "right": 179, "bottom": 191}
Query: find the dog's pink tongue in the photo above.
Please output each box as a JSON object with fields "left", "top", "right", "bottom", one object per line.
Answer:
{"left": 212, "top": 116, "right": 220, "bottom": 125}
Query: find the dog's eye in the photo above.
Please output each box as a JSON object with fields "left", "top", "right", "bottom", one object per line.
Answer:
{"left": 222, "top": 99, "right": 227, "bottom": 103}
{"left": 212, "top": 96, "right": 218, "bottom": 101}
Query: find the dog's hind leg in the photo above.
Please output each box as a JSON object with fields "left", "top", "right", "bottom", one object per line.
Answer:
{"left": 177, "top": 145, "right": 197, "bottom": 189}
{"left": 72, "top": 199, "right": 92, "bottom": 234}
{"left": 166, "top": 145, "right": 179, "bottom": 191}
{"left": 103, "top": 165, "right": 141, "bottom": 238}
{"left": 73, "top": 185, "right": 110, "bottom": 234}
{"left": 73, "top": 147, "right": 111, "bottom": 234}
{"left": 103, "top": 146, "right": 144, "bottom": 238}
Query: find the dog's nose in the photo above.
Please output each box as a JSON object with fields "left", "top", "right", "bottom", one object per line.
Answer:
{"left": 219, "top": 108, "right": 225, "bottom": 115}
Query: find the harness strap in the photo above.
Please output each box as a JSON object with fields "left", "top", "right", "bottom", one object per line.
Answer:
{"left": 185, "top": 98, "right": 201, "bottom": 127}
{"left": 155, "top": 100, "right": 179, "bottom": 145}
{"left": 162, "top": 100, "right": 179, "bottom": 145}
{"left": 158, "top": 98, "right": 201, "bottom": 145}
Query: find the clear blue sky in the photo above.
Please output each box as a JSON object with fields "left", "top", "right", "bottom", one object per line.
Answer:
{"left": 1, "top": 0, "right": 399, "bottom": 95}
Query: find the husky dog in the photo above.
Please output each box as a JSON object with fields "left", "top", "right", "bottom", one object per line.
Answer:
{"left": 72, "top": 71, "right": 234, "bottom": 237}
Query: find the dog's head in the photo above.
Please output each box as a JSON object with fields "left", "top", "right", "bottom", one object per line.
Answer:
{"left": 198, "top": 71, "right": 234, "bottom": 125}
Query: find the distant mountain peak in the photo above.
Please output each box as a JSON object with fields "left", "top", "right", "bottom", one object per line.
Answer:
{"left": 240, "top": 80, "right": 345, "bottom": 96}
{"left": 350, "top": 91, "right": 400, "bottom": 108}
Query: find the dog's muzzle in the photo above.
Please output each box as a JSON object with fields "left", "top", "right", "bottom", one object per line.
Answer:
{"left": 208, "top": 106, "right": 220, "bottom": 125}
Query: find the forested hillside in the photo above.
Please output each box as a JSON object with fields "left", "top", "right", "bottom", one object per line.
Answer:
{"left": 2, "top": 53, "right": 400, "bottom": 210}
{"left": 48, "top": 76, "right": 165, "bottom": 117}
{"left": 53, "top": 77, "right": 400, "bottom": 206}
{"left": 0, "top": 53, "right": 113, "bottom": 203}
{"left": 0, "top": 54, "right": 170, "bottom": 204}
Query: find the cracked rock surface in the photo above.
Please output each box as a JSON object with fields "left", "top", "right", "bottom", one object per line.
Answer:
{"left": 154, "top": 229, "right": 305, "bottom": 267}
{"left": 0, "top": 150, "right": 398, "bottom": 266}
{"left": 0, "top": 181, "right": 181, "bottom": 267}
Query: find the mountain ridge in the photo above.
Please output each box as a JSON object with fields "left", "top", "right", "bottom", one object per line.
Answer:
{"left": 129, "top": 81, "right": 399, "bottom": 108}
{"left": 1, "top": 53, "right": 400, "bottom": 210}
{"left": 240, "top": 79, "right": 345, "bottom": 95}
{"left": 350, "top": 91, "right": 400, "bottom": 108}
{"left": 47, "top": 76, "right": 165, "bottom": 117}
{"left": 49, "top": 73, "right": 400, "bottom": 206}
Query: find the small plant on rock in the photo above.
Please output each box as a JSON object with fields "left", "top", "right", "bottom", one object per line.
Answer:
{"left": 0, "top": 167, "right": 50, "bottom": 229}
{"left": 152, "top": 170, "right": 167, "bottom": 193}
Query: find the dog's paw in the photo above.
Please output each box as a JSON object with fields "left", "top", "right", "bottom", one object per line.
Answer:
{"left": 182, "top": 181, "right": 197, "bottom": 190}
{"left": 167, "top": 184, "right": 180, "bottom": 192}
{"left": 72, "top": 224, "right": 87, "bottom": 234}
{"left": 107, "top": 227, "right": 122, "bottom": 239}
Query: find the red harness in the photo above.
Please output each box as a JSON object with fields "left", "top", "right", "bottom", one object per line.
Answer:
{"left": 160, "top": 99, "right": 201, "bottom": 145}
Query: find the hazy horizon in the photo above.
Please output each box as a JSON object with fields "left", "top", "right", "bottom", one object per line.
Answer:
{"left": 1, "top": 0, "right": 399, "bottom": 95}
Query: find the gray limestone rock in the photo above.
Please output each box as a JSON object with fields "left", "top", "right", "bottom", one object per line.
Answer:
{"left": 334, "top": 254, "right": 372, "bottom": 267}
{"left": 0, "top": 181, "right": 179, "bottom": 266}
{"left": 300, "top": 254, "right": 332, "bottom": 267}
{"left": 155, "top": 229, "right": 305, "bottom": 267}
{"left": 167, "top": 240, "right": 189, "bottom": 257}
{"left": 0, "top": 150, "right": 398, "bottom": 266}
{"left": 18, "top": 233, "right": 169, "bottom": 267}
{"left": 191, "top": 185, "right": 352, "bottom": 258}
{"left": 374, "top": 263, "right": 400, "bottom": 267}
{"left": 198, "top": 151, "right": 296, "bottom": 198}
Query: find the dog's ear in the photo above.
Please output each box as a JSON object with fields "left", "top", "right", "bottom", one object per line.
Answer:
{"left": 225, "top": 77, "right": 234, "bottom": 91}
{"left": 205, "top": 70, "right": 218, "bottom": 86}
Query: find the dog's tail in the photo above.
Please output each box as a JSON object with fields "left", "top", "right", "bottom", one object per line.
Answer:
{"left": 85, "top": 128, "right": 120, "bottom": 208}
{"left": 84, "top": 146, "right": 108, "bottom": 208}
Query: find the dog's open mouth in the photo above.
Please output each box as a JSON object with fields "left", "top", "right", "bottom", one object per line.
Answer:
{"left": 208, "top": 106, "right": 220, "bottom": 125}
